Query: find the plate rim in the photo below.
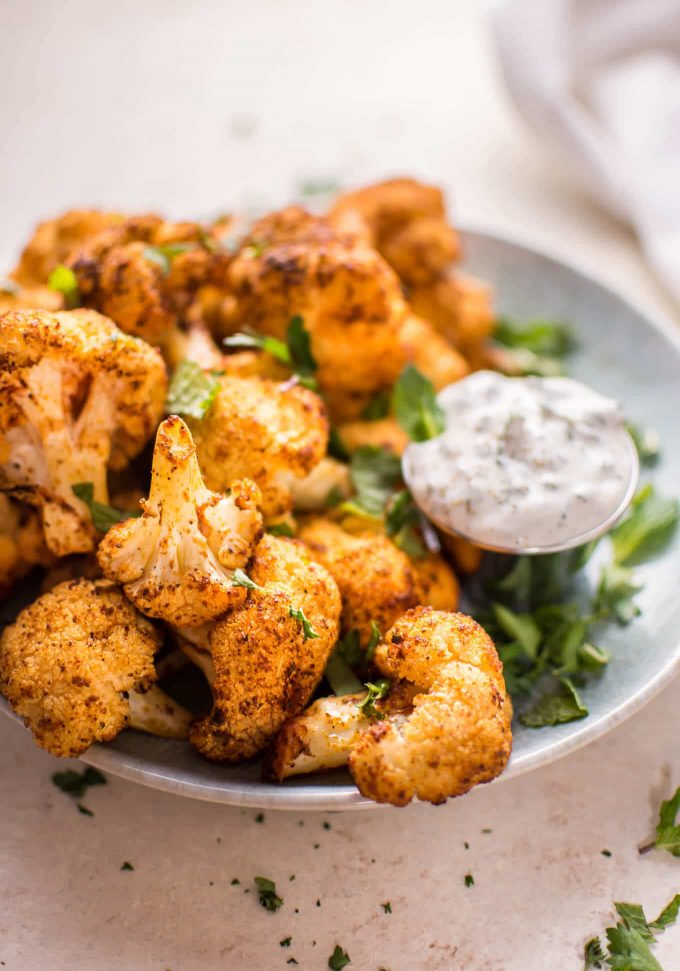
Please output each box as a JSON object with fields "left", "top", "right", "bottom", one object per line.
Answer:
{"left": 2, "top": 226, "right": 679, "bottom": 811}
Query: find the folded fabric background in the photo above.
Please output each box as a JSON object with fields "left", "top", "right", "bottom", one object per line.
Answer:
{"left": 493, "top": 0, "right": 680, "bottom": 306}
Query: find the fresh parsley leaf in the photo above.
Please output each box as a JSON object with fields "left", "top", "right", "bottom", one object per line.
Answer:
{"left": 231, "top": 569, "right": 264, "bottom": 591}
{"left": 614, "top": 903, "right": 655, "bottom": 943}
{"left": 48, "top": 265, "right": 80, "bottom": 308}
{"left": 166, "top": 359, "right": 221, "bottom": 419}
{"left": 493, "top": 317, "right": 575, "bottom": 356}
{"left": 223, "top": 329, "right": 291, "bottom": 365}
{"left": 627, "top": 423, "right": 661, "bottom": 467}
{"left": 52, "top": 766, "right": 107, "bottom": 799}
{"left": 520, "top": 677, "right": 587, "bottom": 728}
{"left": 392, "top": 364, "right": 444, "bottom": 442}
{"left": 324, "top": 651, "right": 363, "bottom": 696}
{"left": 344, "top": 446, "right": 402, "bottom": 518}
{"left": 328, "top": 945, "right": 351, "bottom": 970}
{"left": 650, "top": 895, "right": 680, "bottom": 931}
{"left": 464, "top": 874, "right": 474, "bottom": 888}
{"left": 357, "top": 679, "right": 390, "bottom": 719}
{"left": 654, "top": 787, "right": 680, "bottom": 856}
{"left": 592, "top": 563, "right": 642, "bottom": 625}
{"left": 385, "top": 490, "right": 426, "bottom": 558}
{"left": 365, "top": 621, "right": 381, "bottom": 661}
{"left": 267, "top": 521, "right": 296, "bottom": 538}
{"left": 289, "top": 606, "right": 319, "bottom": 641}
{"left": 325, "top": 485, "right": 345, "bottom": 508}
{"left": 381, "top": 901, "right": 392, "bottom": 913}
{"left": 583, "top": 936, "right": 606, "bottom": 969}
{"left": 77, "top": 803, "right": 94, "bottom": 816}
{"left": 254, "top": 876, "right": 283, "bottom": 912}
{"left": 492, "top": 603, "right": 541, "bottom": 659}
{"left": 286, "top": 315, "right": 317, "bottom": 387}
{"left": 280, "top": 937, "right": 292, "bottom": 947}
{"left": 361, "top": 391, "right": 391, "bottom": 421}
{"left": 72, "top": 482, "right": 139, "bottom": 533}
{"left": 121, "top": 861, "right": 134, "bottom": 871}
{"left": 143, "top": 243, "right": 194, "bottom": 275}
{"left": 611, "top": 485, "right": 679, "bottom": 566}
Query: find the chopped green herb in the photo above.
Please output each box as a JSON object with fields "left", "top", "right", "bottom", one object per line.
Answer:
{"left": 52, "top": 767, "right": 107, "bottom": 799}
{"left": 48, "top": 265, "right": 80, "bottom": 308}
{"left": 287, "top": 960, "right": 299, "bottom": 966}
{"left": 583, "top": 894, "right": 680, "bottom": 970}
{"left": 464, "top": 841, "right": 470, "bottom": 850}
{"left": 520, "top": 677, "right": 587, "bottom": 728}
{"left": 361, "top": 391, "right": 391, "bottom": 421}
{"left": 323, "top": 821, "right": 331, "bottom": 830}
{"left": 267, "top": 521, "right": 295, "bottom": 538}
{"left": 392, "top": 364, "right": 444, "bottom": 442}
{"left": 650, "top": 895, "right": 680, "bottom": 931}
{"left": 254, "top": 876, "right": 283, "bottom": 912}
{"left": 143, "top": 243, "right": 194, "bottom": 275}
{"left": 357, "top": 679, "right": 390, "bottom": 719}
{"left": 231, "top": 878, "right": 240, "bottom": 886}
{"left": 385, "top": 490, "right": 426, "bottom": 558}
{"left": 583, "top": 937, "right": 607, "bottom": 969}
{"left": 601, "top": 849, "right": 612, "bottom": 857}
{"left": 72, "top": 482, "right": 139, "bottom": 534}
{"left": 166, "top": 359, "right": 221, "bottom": 419}
{"left": 298, "top": 178, "right": 341, "bottom": 198}
{"left": 121, "top": 861, "right": 134, "bottom": 871}
{"left": 627, "top": 423, "right": 661, "bottom": 467}
{"left": 492, "top": 316, "right": 575, "bottom": 376}
{"left": 280, "top": 937, "right": 292, "bottom": 948}
{"left": 254, "top": 812, "right": 265, "bottom": 823}
{"left": 343, "top": 446, "right": 402, "bottom": 518}
{"left": 232, "top": 569, "right": 264, "bottom": 591}
{"left": 289, "top": 606, "right": 319, "bottom": 641}
{"left": 325, "top": 486, "right": 345, "bottom": 509}
{"left": 464, "top": 873, "right": 474, "bottom": 888}
{"left": 324, "top": 631, "right": 364, "bottom": 696}
{"left": 381, "top": 901, "right": 392, "bottom": 913}
{"left": 592, "top": 563, "right": 642, "bottom": 625}
{"left": 328, "top": 945, "right": 351, "bottom": 970}
{"left": 611, "top": 484, "right": 679, "bottom": 566}
{"left": 286, "top": 315, "right": 317, "bottom": 388}
{"left": 652, "top": 787, "right": 680, "bottom": 856}
{"left": 365, "top": 621, "right": 382, "bottom": 662}
{"left": 492, "top": 603, "right": 541, "bottom": 658}
{"left": 77, "top": 803, "right": 94, "bottom": 817}
{"left": 223, "top": 329, "right": 291, "bottom": 365}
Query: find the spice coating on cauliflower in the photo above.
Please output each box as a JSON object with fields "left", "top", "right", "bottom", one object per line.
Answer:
{"left": 97, "top": 416, "right": 263, "bottom": 627}
{"left": 0, "top": 309, "right": 167, "bottom": 556}
{"left": 217, "top": 207, "right": 408, "bottom": 421}
{"left": 189, "top": 533, "right": 341, "bottom": 762}
{"left": 188, "top": 373, "right": 328, "bottom": 520}
{"left": 0, "top": 496, "right": 52, "bottom": 599}
{"left": 0, "top": 578, "right": 161, "bottom": 757}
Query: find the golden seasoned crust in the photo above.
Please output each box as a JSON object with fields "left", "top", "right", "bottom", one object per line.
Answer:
{"left": 349, "top": 607, "right": 512, "bottom": 805}
{"left": 188, "top": 373, "right": 328, "bottom": 519}
{"left": 0, "top": 309, "right": 167, "bottom": 556}
{"left": 217, "top": 206, "right": 408, "bottom": 421}
{"left": 0, "top": 578, "right": 161, "bottom": 757}
{"left": 329, "top": 178, "right": 460, "bottom": 287}
{"left": 189, "top": 534, "right": 341, "bottom": 762}
{"left": 0, "top": 496, "right": 52, "bottom": 599}
{"left": 97, "top": 416, "right": 263, "bottom": 627}
{"left": 67, "top": 217, "right": 232, "bottom": 346}
{"left": 399, "top": 314, "right": 470, "bottom": 390}
{"left": 298, "top": 516, "right": 419, "bottom": 645}
{"left": 409, "top": 271, "right": 495, "bottom": 354}
{"left": 336, "top": 417, "right": 410, "bottom": 457}
{"left": 0, "top": 285, "right": 62, "bottom": 315}
{"left": 11, "top": 209, "right": 126, "bottom": 287}
{"left": 411, "top": 552, "right": 460, "bottom": 612}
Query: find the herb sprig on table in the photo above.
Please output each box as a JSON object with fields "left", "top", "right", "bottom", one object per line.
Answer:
{"left": 583, "top": 895, "right": 680, "bottom": 970}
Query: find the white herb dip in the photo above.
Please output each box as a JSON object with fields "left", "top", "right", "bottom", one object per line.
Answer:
{"left": 402, "top": 371, "right": 638, "bottom": 553}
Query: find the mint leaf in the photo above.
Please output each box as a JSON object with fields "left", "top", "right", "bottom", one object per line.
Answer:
{"left": 166, "top": 359, "right": 221, "bottom": 419}
{"left": 392, "top": 364, "right": 444, "bottom": 442}
{"left": 223, "top": 330, "right": 291, "bottom": 365}
{"left": 143, "top": 243, "right": 194, "bottom": 275}
{"left": 611, "top": 485, "right": 679, "bottom": 566}
{"left": 492, "top": 603, "right": 541, "bottom": 659}
{"left": 655, "top": 787, "right": 680, "bottom": 856}
{"left": 361, "top": 391, "right": 391, "bottom": 421}
{"left": 650, "top": 894, "right": 680, "bottom": 931}
{"left": 592, "top": 563, "right": 642, "bottom": 625}
{"left": 344, "top": 446, "right": 402, "bottom": 518}
{"left": 286, "top": 315, "right": 317, "bottom": 388}
{"left": 72, "top": 482, "right": 139, "bottom": 533}
{"left": 627, "top": 423, "right": 660, "bottom": 467}
{"left": 520, "top": 677, "right": 587, "bottom": 728}
{"left": 328, "top": 945, "right": 351, "bottom": 970}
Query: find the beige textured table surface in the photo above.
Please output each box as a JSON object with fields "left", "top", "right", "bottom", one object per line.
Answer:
{"left": 1, "top": 2, "right": 679, "bottom": 969}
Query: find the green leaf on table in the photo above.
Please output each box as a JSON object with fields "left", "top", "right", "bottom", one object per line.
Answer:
{"left": 650, "top": 895, "right": 680, "bottom": 930}
{"left": 392, "top": 364, "right": 444, "bottom": 442}
{"left": 328, "top": 944, "right": 351, "bottom": 970}
{"left": 654, "top": 787, "right": 680, "bottom": 856}
{"left": 254, "top": 876, "right": 283, "bottom": 912}
{"left": 52, "top": 766, "right": 107, "bottom": 799}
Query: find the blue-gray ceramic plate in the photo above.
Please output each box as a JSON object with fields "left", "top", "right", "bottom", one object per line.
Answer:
{"left": 3, "top": 230, "right": 680, "bottom": 809}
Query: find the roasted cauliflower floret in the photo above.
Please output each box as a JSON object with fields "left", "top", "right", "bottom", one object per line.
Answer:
{"left": 0, "top": 284, "right": 62, "bottom": 315}
{"left": 218, "top": 207, "right": 408, "bottom": 421}
{"left": 11, "top": 209, "right": 125, "bottom": 287}
{"left": 0, "top": 578, "right": 191, "bottom": 757}
{"left": 399, "top": 314, "right": 470, "bottom": 390}
{"left": 188, "top": 373, "right": 328, "bottom": 519}
{"left": 68, "top": 217, "right": 232, "bottom": 347}
{"left": 270, "top": 607, "right": 512, "bottom": 806}
{"left": 329, "top": 178, "right": 460, "bottom": 288}
{"left": 0, "top": 496, "right": 52, "bottom": 599}
{"left": 188, "top": 533, "right": 341, "bottom": 762}
{"left": 0, "top": 309, "right": 167, "bottom": 556}
{"left": 289, "top": 457, "right": 352, "bottom": 512}
{"left": 411, "top": 552, "right": 460, "bottom": 612}
{"left": 298, "top": 517, "right": 419, "bottom": 645}
{"left": 97, "top": 416, "right": 263, "bottom": 627}
{"left": 409, "top": 272, "right": 495, "bottom": 355}
{"left": 336, "top": 417, "right": 410, "bottom": 457}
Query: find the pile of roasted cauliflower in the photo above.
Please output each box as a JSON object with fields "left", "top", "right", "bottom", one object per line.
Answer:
{"left": 0, "top": 178, "right": 512, "bottom": 806}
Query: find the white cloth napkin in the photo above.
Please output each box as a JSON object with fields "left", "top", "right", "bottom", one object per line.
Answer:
{"left": 492, "top": 0, "right": 680, "bottom": 305}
